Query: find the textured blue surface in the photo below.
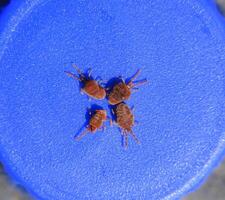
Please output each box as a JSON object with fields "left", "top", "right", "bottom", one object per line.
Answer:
{"left": 1, "top": 0, "right": 225, "bottom": 199}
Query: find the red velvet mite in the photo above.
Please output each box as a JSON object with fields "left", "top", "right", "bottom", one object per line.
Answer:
{"left": 107, "top": 69, "right": 147, "bottom": 105}
{"left": 113, "top": 102, "right": 140, "bottom": 149}
{"left": 75, "top": 109, "right": 107, "bottom": 140}
{"left": 65, "top": 64, "right": 106, "bottom": 100}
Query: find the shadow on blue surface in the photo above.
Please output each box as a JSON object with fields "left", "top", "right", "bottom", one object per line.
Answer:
{"left": 0, "top": 0, "right": 10, "bottom": 7}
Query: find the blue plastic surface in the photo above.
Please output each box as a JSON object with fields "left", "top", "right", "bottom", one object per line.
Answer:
{"left": 1, "top": 0, "right": 225, "bottom": 199}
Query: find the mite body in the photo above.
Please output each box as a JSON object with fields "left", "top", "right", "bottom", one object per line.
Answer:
{"left": 113, "top": 102, "right": 140, "bottom": 148}
{"left": 75, "top": 109, "right": 107, "bottom": 140}
{"left": 65, "top": 64, "right": 106, "bottom": 100}
{"left": 107, "top": 69, "right": 147, "bottom": 105}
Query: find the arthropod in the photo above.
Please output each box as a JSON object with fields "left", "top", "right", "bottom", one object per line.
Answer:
{"left": 107, "top": 69, "right": 147, "bottom": 105}
{"left": 112, "top": 102, "right": 140, "bottom": 148}
{"left": 75, "top": 109, "right": 107, "bottom": 140}
{"left": 65, "top": 64, "right": 106, "bottom": 100}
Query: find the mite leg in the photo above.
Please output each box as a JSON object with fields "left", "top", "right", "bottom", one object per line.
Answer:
{"left": 109, "top": 119, "right": 115, "bottom": 127}
{"left": 64, "top": 71, "right": 81, "bottom": 81}
{"left": 106, "top": 116, "right": 113, "bottom": 126}
{"left": 71, "top": 64, "right": 87, "bottom": 81}
{"left": 95, "top": 76, "right": 107, "bottom": 86}
{"left": 129, "top": 79, "right": 148, "bottom": 88}
{"left": 111, "top": 109, "right": 115, "bottom": 115}
{"left": 72, "top": 64, "right": 83, "bottom": 76}
{"left": 88, "top": 97, "right": 92, "bottom": 101}
{"left": 98, "top": 80, "right": 107, "bottom": 87}
{"left": 127, "top": 69, "right": 141, "bottom": 85}
{"left": 118, "top": 75, "right": 126, "bottom": 83}
{"left": 95, "top": 76, "right": 102, "bottom": 82}
{"left": 75, "top": 128, "right": 89, "bottom": 141}
{"left": 123, "top": 132, "right": 128, "bottom": 149}
{"left": 102, "top": 125, "right": 106, "bottom": 132}
{"left": 132, "top": 87, "right": 139, "bottom": 93}
{"left": 122, "top": 78, "right": 126, "bottom": 83}
{"left": 105, "top": 86, "right": 111, "bottom": 91}
{"left": 87, "top": 68, "right": 92, "bottom": 78}
{"left": 110, "top": 109, "right": 116, "bottom": 125}
{"left": 130, "top": 130, "right": 140, "bottom": 144}
{"left": 80, "top": 88, "right": 84, "bottom": 95}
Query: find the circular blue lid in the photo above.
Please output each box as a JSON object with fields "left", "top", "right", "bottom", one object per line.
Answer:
{"left": 1, "top": 0, "right": 225, "bottom": 199}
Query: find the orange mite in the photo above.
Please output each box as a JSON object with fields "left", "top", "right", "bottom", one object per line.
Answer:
{"left": 107, "top": 69, "right": 147, "bottom": 105}
{"left": 112, "top": 102, "right": 140, "bottom": 149}
{"left": 75, "top": 109, "right": 107, "bottom": 141}
{"left": 65, "top": 64, "right": 106, "bottom": 100}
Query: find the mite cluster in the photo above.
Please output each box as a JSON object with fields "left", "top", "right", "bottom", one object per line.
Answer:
{"left": 65, "top": 65, "right": 147, "bottom": 149}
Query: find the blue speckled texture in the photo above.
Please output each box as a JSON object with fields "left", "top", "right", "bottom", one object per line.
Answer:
{"left": 1, "top": 0, "right": 225, "bottom": 199}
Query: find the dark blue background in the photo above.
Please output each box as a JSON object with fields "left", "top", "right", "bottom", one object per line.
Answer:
{"left": 1, "top": 0, "right": 225, "bottom": 199}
